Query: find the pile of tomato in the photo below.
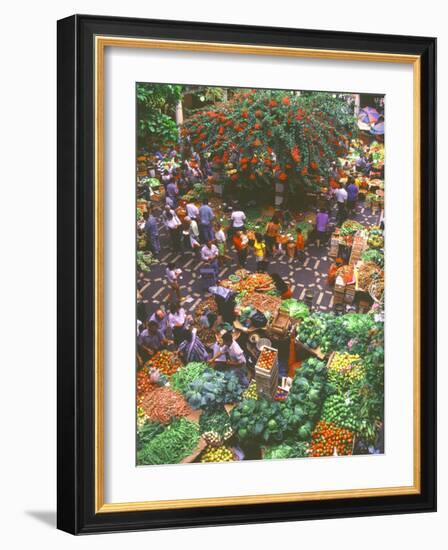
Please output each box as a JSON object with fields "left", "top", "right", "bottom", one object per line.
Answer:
{"left": 146, "top": 350, "right": 183, "bottom": 376}
{"left": 137, "top": 369, "right": 154, "bottom": 404}
{"left": 310, "top": 421, "right": 354, "bottom": 457}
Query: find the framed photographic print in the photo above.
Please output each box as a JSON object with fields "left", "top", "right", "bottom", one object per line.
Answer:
{"left": 57, "top": 15, "right": 436, "bottom": 534}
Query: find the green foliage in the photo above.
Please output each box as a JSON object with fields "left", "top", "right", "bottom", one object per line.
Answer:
{"left": 137, "top": 83, "right": 183, "bottom": 145}
{"left": 136, "top": 250, "right": 158, "bottom": 271}
{"left": 185, "top": 369, "right": 245, "bottom": 409}
{"left": 182, "top": 89, "right": 356, "bottom": 194}
{"left": 137, "top": 418, "right": 200, "bottom": 465}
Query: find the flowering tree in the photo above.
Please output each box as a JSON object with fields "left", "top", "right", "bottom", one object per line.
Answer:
{"left": 182, "top": 89, "right": 356, "bottom": 195}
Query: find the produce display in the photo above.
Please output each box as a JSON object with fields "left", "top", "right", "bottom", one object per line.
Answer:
{"left": 140, "top": 386, "right": 193, "bottom": 424}
{"left": 369, "top": 279, "right": 385, "bottom": 303}
{"left": 242, "top": 380, "right": 258, "bottom": 400}
{"left": 279, "top": 299, "right": 310, "bottom": 320}
{"left": 136, "top": 250, "right": 158, "bottom": 271}
{"left": 137, "top": 418, "right": 200, "bottom": 465}
{"left": 256, "top": 347, "right": 277, "bottom": 372}
{"left": 145, "top": 350, "right": 183, "bottom": 376}
{"left": 328, "top": 353, "right": 365, "bottom": 386}
{"left": 340, "top": 220, "right": 364, "bottom": 237}
{"left": 361, "top": 248, "right": 384, "bottom": 268}
{"left": 170, "top": 362, "right": 209, "bottom": 395}
{"left": 321, "top": 394, "right": 359, "bottom": 432}
{"left": 185, "top": 369, "right": 245, "bottom": 409}
{"left": 221, "top": 272, "right": 273, "bottom": 293}
{"left": 230, "top": 398, "right": 287, "bottom": 444}
{"left": 356, "top": 261, "right": 383, "bottom": 290}
{"left": 200, "top": 445, "right": 235, "bottom": 463}
{"left": 263, "top": 441, "right": 309, "bottom": 460}
{"left": 367, "top": 227, "right": 384, "bottom": 248}
{"left": 296, "top": 315, "right": 328, "bottom": 350}
{"left": 310, "top": 421, "right": 354, "bottom": 457}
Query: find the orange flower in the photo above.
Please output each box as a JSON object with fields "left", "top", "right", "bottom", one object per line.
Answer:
{"left": 310, "top": 160, "right": 318, "bottom": 171}
{"left": 301, "top": 166, "right": 308, "bottom": 176}
{"left": 251, "top": 156, "right": 258, "bottom": 164}
{"left": 241, "top": 110, "right": 249, "bottom": 118}
{"left": 254, "top": 123, "right": 261, "bottom": 130}
{"left": 218, "top": 126, "right": 225, "bottom": 135}
{"left": 252, "top": 138, "right": 262, "bottom": 147}
{"left": 268, "top": 99, "right": 277, "bottom": 108}
{"left": 291, "top": 146, "right": 301, "bottom": 162}
{"left": 282, "top": 96, "right": 291, "bottom": 105}
{"left": 278, "top": 172, "right": 288, "bottom": 181}
{"left": 255, "top": 109, "right": 263, "bottom": 118}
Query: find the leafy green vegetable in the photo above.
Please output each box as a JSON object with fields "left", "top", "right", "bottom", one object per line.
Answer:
{"left": 361, "top": 249, "right": 384, "bottom": 268}
{"left": 231, "top": 398, "right": 287, "bottom": 444}
{"left": 137, "top": 420, "right": 165, "bottom": 451}
{"left": 280, "top": 299, "right": 310, "bottom": 320}
{"left": 185, "top": 369, "right": 245, "bottom": 409}
{"left": 170, "top": 362, "right": 209, "bottom": 395}
{"left": 137, "top": 250, "right": 158, "bottom": 271}
{"left": 199, "top": 407, "right": 232, "bottom": 437}
{"left": 263, "top": 440, "right": 309, "bottom": 460}
{"left": 137, "top": 418, "right": 200, "bottom": 465}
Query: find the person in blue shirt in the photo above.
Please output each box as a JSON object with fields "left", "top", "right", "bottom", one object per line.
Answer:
{"left": 198, "top": 198, "right": 215, "bottom": 243}
{"left": 143, "top": 210, "right": 161, "bottom": 256}
{"left": 346, "top": 178, "right": 359, "bottom": 216}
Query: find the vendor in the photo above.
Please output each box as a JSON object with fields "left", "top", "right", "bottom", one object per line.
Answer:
{"left": 148, "top": 308, "right": 172, "bottom": 339}
{"left": 178, "top": 328, "right": 209, "bottom": 363}
{"left": 327, "top": 257, "right": 345, "bottom": 286}
{"left": 168, "top": 302, "right": 191, "bottom": 346}
{"left": 209, "top": 332, "right": 248, "bottom": 384}
{"left": 137, "top": 320, "right": 170, "bottom": 361}
{"left": 271, "top": 272, "right": 293, "bottom": 299}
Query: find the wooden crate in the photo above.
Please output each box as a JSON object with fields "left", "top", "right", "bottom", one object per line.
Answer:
{"left": 255, "top": 346, "right": 279, "bottom": 399}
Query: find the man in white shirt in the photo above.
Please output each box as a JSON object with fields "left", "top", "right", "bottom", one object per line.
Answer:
{"left": 186, "top": 201, "right": 199, "bottom": 220}
{"left": 201, "top": 240, "right": 219, "bottom": 276}
{"left": 230, "top": 205, "right": 246, "bottom": 233}
{"left": 334, "top": 184, "right": 348, "bottom": 225}
{"left": 209, "top": 332, "right": 248, "bottom": 384}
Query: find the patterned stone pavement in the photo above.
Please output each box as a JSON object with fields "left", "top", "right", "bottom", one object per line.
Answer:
{"left": 138, "top": 202, "right": 380, "bottom": 320}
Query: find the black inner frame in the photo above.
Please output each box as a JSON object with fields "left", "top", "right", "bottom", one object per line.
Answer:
{"left": 57, "top": 14, "right": 436, "bottom": 534}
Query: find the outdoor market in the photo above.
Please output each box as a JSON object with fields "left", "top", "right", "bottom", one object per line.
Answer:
{"left": 136, "top": 85, "right": 385, "bottom": 466}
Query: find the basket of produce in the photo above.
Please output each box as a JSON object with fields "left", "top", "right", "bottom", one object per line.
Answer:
{"left": 340, "top": 220, "right": 364, "bottom": 237}
{"left": 369, "top": 279, "right": 385, "bottom": 303}
{"left": 367, "top": 227, "right": 384, "bottom": 249}
{"left": 356, "top": 261, "right": 383, "bottom": 291}
{"left": 310, "top": 421, "right": 354, "bottom": 457}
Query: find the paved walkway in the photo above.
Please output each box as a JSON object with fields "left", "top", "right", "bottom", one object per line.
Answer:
{"left": 138, "top": 202, "right": 379, "bottom": 320}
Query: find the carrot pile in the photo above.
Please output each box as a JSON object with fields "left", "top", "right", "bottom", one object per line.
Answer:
{"left": 140, "top": 386, "right": 192, "bottom": 424}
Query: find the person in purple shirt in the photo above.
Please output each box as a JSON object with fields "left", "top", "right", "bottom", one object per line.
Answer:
{"left": 315, "top": 209, "right": 329, "bottom": 248}
{"left": 198, "top": 198, "right": 215, "bottom": 242}
{"left": 346, "top": 178, "right": 359, "bottom": 216}
{"left": 166, "top": 180, "right": 179, "bottom": 208}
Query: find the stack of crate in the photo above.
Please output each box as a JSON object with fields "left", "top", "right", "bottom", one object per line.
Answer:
{"left": 255, "top": 346, "right": 279, "bottom": 400}
{"left": 349, "top": 232, "right": 368, "bottom": 265}
{"left": 333, "top": 281, "right": 346, "bottom": 306}
{"left": 344, "top": 284, "right": 356, "bottom": 304}
{"left": 329, "top": 232, "right": 340, "bottom": 258}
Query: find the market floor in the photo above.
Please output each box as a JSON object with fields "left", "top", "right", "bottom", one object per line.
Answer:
{"left": 139, "top": 202, "right": 380, "bottom": 320}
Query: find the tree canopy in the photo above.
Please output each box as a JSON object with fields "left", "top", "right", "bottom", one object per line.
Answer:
{"left": 182, "top": 89, "right": 357, "bottom": 193}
